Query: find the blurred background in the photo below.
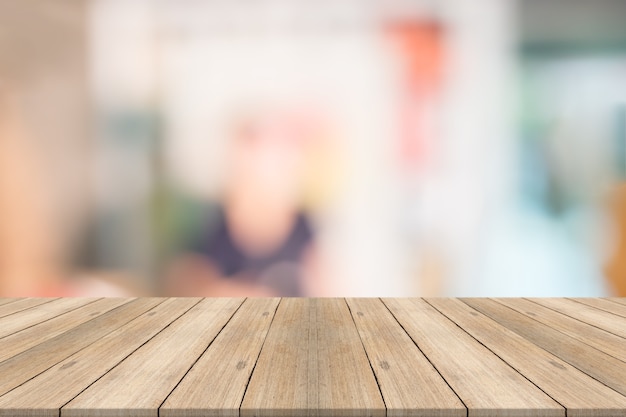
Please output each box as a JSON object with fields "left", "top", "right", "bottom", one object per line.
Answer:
{"left": 1, "top": 0, "right": 625, "bottom": 297}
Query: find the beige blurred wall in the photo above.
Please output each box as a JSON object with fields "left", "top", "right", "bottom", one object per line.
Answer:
{"left": 0, "top": 1, "right": 91, "bottom": 284}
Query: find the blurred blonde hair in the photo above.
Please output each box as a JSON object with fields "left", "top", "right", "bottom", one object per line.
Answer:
{"left": 224, "top": 102, "right": 346, "bottom": 212}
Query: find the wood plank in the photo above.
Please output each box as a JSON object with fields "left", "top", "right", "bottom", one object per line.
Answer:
{"left": 0, "top": 299, "right": 18, "bottom": 307}
{"left": 0, "top": 298, "right": 57, "bottom": 319}
{"left": 607, "top": 298, "right": 626, "bottom": 306}
{"left": 160, "top": 298, "right": 280, "bottom": 417}
{"left": 241, "top": 298, "right": 386, "bottom": 417}
{"left": 346, "top": 298, "right": 465, "bottom": 417}
{"left": 0, "top": 298, "right": 131, "bottom": 363}
{"left": 0, "top": 298, "right": 159, "bottom": 396}
{"left": 0, "top": 298, "right": 203, "bottom": 417}
{"left": 496, "top": 298, "right": 626, "bottom": 364}
{"left": 427, "top": 298, "right": 626, "bottom": 417}
{"left": 62, "top": 298, "right": 245, "bottom": 417}
{"left": 569, "top": 298, "right": 626, "bottom": 318}
{"left": 383, "top": 298, "right": 564, "bottom": 417}
{"left": 0, "top": 297, "right": 98, "bottom": 340}
{"left": 463, "top": 298, "right": 626, "bottom": 397}
{"left": 529, "top": 298, "right": 626, "bottom": 339}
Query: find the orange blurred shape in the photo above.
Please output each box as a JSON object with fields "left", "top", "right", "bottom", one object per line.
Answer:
{"left": 604, "top": 183, "right": 626, "bottom": 296}
{"left": 384, "top": 20, "right": 445, "bottom": 172}
{"left": 384, "top": 20, "right": 444, "bottom": 88}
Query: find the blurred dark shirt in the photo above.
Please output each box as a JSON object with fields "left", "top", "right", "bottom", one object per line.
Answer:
{"left": 191, "top": 205, "right": 313, "bottom": 296}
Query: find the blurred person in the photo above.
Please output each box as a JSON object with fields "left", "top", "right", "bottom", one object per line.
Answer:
{"left": 166, "top": 105, "right": 329, "bottom": 297}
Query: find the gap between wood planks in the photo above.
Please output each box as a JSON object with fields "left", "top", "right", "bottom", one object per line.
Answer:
{"left": 463, "top": 298, "right": 626, "bottom": 413}
{"left": 422, "top": 299, "right": 565, "bottom": 413}
{"left": 344, "top": 298, "right": 390, "bottom": 413}
{"left": 0, "top": 298, "right": 625, "bottom": 416}
{"left": 236, "top": 298, "right": 282, "bottom": 413}
{"left": 59, "top": 298, "right": 206, "bottom": 411}
{"left": 378, "top": 298, "right": 469, "bottom": 415}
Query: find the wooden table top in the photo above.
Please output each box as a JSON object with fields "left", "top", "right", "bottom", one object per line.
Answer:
{"left": 0, "top": 297, "right": 625, "bottom": 417}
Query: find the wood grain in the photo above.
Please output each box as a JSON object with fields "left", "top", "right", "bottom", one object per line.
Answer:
{"left": 161, "top": 298, "right": 280, "bottom": 417}
{"left": 607, "top": 297, "right": 626, "bottom": 306}
{"left": 383, "top": 298, "right": 564, "bottom": 417}
{"left": 0, "top": 297, "right": 623, "bottom": 417}
{"left": 347, "top": 298, "right": 465, "bottom": 417}
{"left": 0, "top": 298, "right": 202, "bottom": 417}
{"left": 428, "top": 298, "right": 626, "bottom": 417}
{"left": 529, "top": 298, "right": 626, "bottom": 339}
{"left": 496, "top": 298, "right": 626, "bottom": 363}
{"left": 241, "top": 298, "right": 386, "bottom": 417}
{"left": 0, "top": 299, "right": 18, "bottom": 307}
{"left": 463, "top": 298, "right": 626, "bottom": 397}
{"left": 569, "top": 298, "right": 626, "bottom": 318}
{"left": 0, "top": 298, "right": 159, "bottom": 396}
{"left": 0, "top": 298, "right": 131, "bottom": 363}
{"left": 0, "top": 298, "right": 56, "bottom": 319}
{"left": 0, "top": 297, "right": 97, "bottom": 340}
{"left": 62, "top": 298, "right": 244, "bottom": 417}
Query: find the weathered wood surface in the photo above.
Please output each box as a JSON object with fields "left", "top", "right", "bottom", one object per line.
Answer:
{"left": 0, "top": 297, "right": 623, "bottom": 417}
